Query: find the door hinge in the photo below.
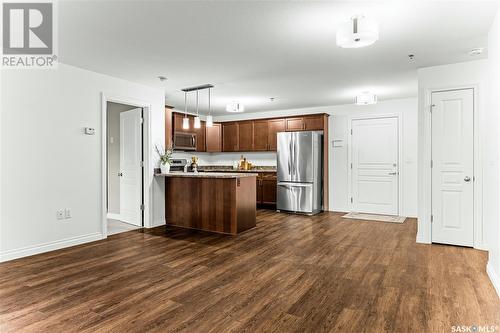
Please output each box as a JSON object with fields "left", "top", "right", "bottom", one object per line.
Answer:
{"left": 140, "top": 161, "right": 144, "bottom": 167}
{"left": 431, "top": 214, "right": 433, "bottom": 223}
{"left": 350, "top": 163, "right": 353, "bottom": 169}
{"left": 350, "top": 197, "right": 353, "bottom": 203}
{"left": 430, "top": 160, "right": 433, "bottom": 168}
{"left": 140, "top": 204, "right": 145, "bottom": 211}
{"left": 430, "top": 104, "right": 435, "bottom": 112}
{"left": 350, "top": 129, "right": 353, "bottom": 135}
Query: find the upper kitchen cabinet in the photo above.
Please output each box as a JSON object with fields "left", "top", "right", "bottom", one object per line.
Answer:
{"left": 165, "top": 105, "right": 174, "bottom": 149}
{"left": 206, "top": 123, "right": 222, "bottom": 152}
{"left": 222, "top": 122, "right": 239, "bottom": 152}
{"left": 195, "top": 121, "right": 206, "bottom": 152}
{"left": 285, "top": 117, "right": 305, "bottom": 131}
{"left": 253, "top": 120, "right": 269, "bottom": 151}
{"left": 267, "top": 118, "right": 286, "bottom": 151}
{"left": 304, "top": 115, "right": 325, "bottom": 130}
{"left": 238, "top": 121, "right": 254, "bottom": 151}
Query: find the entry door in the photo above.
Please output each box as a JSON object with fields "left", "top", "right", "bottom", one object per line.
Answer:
{"left": 431, "top": 89, "right": 474, "bottom": 247}
{"left": 351, "top": 117, "right": 399, "bottom": 215}
{"left": 119, "top": 108, "right": 142, "bottom": 226}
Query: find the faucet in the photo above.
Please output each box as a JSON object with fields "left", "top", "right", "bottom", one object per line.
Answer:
{"left": 184, "top": 164, "right": 188, "bottom": 173}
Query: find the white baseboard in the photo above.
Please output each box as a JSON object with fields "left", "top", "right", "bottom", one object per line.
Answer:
{"left": 416, "top": 233, "right": 431, "bottom": 244}
{"left": 107, "top": 213, "right": 121, "bottom": 220}
{"left": 0, "top": 232, "right": 103, "bottom": 262}
{"left": 487, "top": 261, "right": 500, "bottom": 298}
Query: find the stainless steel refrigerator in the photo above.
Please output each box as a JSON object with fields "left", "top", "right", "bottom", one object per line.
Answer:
{"left": 276, "top": 131, "right": 323, "bottom": 215}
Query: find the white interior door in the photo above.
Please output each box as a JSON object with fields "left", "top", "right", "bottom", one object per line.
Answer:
{"left": 119, "top": 108, "right": 142, "bottom": 226}
{"left": 351, "top": 117, "right": 399, "bottom": 215}
{"left": 431, "top": 89, "right": 474, "bottom": 247}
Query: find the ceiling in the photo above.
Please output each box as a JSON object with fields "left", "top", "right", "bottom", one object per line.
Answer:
{"left": 59, "top": 1, "right": 497, "bottom": 115}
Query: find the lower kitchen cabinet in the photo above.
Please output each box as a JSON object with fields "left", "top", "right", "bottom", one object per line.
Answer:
{"left": 256, "top": 173, "right": 277, "bottom": 206}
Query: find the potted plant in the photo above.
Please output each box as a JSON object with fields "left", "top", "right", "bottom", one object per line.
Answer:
{"left": 155, "top": 145, "right": 173, "bottom": 174}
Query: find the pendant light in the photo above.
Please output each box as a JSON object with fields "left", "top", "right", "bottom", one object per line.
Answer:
{"left": 182, "top": 91, "right": 189, "bottom": 130}
{"left": 206, "top": 87, "right": 213, "bottom": 127}
{"left": 336, "top": 15, "right": 379, "bottom": 48}
{"left": 194, "top": 90, "right": 201, "bottom": 129}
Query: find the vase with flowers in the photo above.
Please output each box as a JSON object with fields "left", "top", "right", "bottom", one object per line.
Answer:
{"left": 155, "top": 145, "right": 173, "bottom": 174}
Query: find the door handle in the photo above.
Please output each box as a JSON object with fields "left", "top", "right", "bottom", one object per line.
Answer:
{"left": 118, "top": 172, "right": 123, "bottom": 177}
{"left": 464, "top": 176, "right": 471, "bottom": 182}
{"left": 388, "top": 172, "right": 397, "bottom": 175}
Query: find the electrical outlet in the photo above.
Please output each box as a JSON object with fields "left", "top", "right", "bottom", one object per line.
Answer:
{"left": 64, "top": 208, "right": 72, "bottom": 219}
{"left": 56, "top": 210, "right": 65, "bottom": 220}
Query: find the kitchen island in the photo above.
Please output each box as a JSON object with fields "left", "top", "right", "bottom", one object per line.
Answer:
{"left": 156, "top": 172, "right": 257, "bottom": 235}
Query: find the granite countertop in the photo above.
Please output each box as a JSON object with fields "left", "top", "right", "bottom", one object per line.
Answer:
{"left": 155, "top": 172, "right": 258, "bottom": 179}
{"left": 198, "top": 166, "right": 277, "bottom": 173}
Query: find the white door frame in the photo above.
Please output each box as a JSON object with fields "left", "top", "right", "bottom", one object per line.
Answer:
{"left": 101, "top": 93, "right": 153, "bottom": 238}
{"left": 419, "top": 85, "right": 485, "bottom": 249}
{"left": 347, "top": 113, "right": 404, "bottom": 216}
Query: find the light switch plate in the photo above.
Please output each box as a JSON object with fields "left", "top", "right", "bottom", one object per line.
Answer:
{"left": 56, "top": 210, "right": 65, "bottom": 220}
{"left": 64, "top": 208, "right": 72, "bottom": 219}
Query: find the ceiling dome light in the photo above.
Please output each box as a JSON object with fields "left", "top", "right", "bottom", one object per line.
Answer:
{"left": 356, "top": 92, "right": 377, "bottom": 105}
{"left": 336, "top": 15, "right": 379, "bottom": 48}
{"left": 469, "top": 48, "right": 484, "bottom": 56}
{"left": 226, "top": 101, "right": 244, "bottom": 113}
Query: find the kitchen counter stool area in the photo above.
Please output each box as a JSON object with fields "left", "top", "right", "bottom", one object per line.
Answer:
{"left": 157, "top": 173, "right": 257, "bottom": 235}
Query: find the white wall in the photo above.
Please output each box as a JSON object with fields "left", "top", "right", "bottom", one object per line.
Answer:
{"left": 487, "top": 9, "right": 500, "bottom": 297}
{"left": 211, "top": 97, "right": 418, "bottom": 217}
{"left": 107, "top": 102, "right": 137, "bottom": 215}
{"left": 417, "top": 60, "right": 491, "bottom": 250}
{"left": 0, "top": 63, "right": 165, "bottom": 261}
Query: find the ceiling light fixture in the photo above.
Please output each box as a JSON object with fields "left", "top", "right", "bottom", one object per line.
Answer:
{"left": 206, "top": 87, "right": 213, "bottom": 127}
{"left": 226, "top": 101, "right": 244, "bottom": 113}
{"left": 183, "top": 92, "right": 189, "bottom": 130}
{"left": 194, "top": 90, "right": 201, "bottom": 129}
{"left": 158, "top": 76, "right": 167, "bottom": 82}
{"left": 469, "top": 48, "right": 484, "bottom": 56}
{"left": 355, "top": 92, "right": 377, "bottom": 105}
{"left": 336, "top": 15, "right": 379, "bottom": 48}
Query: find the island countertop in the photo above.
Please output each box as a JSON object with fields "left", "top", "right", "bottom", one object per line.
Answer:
{"left": 155, "top": 172, "right": 258, "bottom": 179}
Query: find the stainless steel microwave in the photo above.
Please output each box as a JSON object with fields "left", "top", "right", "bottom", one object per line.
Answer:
{"left": 173, "top": 132, "right": 197, "bottom": 151}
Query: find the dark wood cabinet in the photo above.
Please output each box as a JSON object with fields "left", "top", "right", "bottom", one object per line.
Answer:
{"left": 256, "top": 178, "right": 263, "bottom": 203}
{"left": 165, "top": 106, "right": 173, "bottom": 149}
{"left": 304, "top": 115, "right": 324, "bottom": 130}
{"left": 238, "top": 121, "right": 254, "bottom": 151}
{"left": 256, "top": 173, "right": 277, "bottom": 206}
{"left": 222, "top": 122, "right": 239, "bottom": 152}
{"left": 261, "top": 176, "right": 277, "bottom": 205}
{"left": 206, "top": 123, "right": 222, "bottom": 152}
{"left": 267, "top": 119, "right": 286, "bottom": 151}
{"left": 286, "top": 118, "right": 305, "bottom": 131}
{"left": 253, "top": 120, "right": 269, "bottom": 151}
{"left": 195, "top": 121, "right": 206, "bottom": 152}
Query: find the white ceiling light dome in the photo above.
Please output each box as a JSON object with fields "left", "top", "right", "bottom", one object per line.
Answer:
{"left": 336, "top": 15, "right": 379, "bottom": 48}
{"left": 355, "top": 91, "right": 377, "bottom": 105}
{"left": 226, "top": 101, "right": 245, "bottom": 113}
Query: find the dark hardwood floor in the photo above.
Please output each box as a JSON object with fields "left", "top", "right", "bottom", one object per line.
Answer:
{"left": 1, "top": 210, "right": 499, "bottom": 332}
